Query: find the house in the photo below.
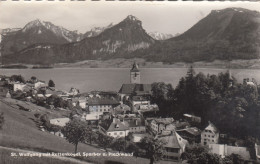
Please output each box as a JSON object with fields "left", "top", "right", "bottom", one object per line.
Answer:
{"left": 183, "top": 114, "right": 201, "bottom": 124}
{"left": 157, "top": 131, "right": 188, "bottom": 161}
{"left": 150, "top": 118, "right": 175, "bottom": 134}
{"left": 122, "top": 118, "right": 146, "bottom": 133}
{"left": 112, "top": 104, "right": 131, "bottom": 115}
{"left": 209, "top": 144, "right": 251, "bottom": 160}
{"left": 68, "top": 87, "right": 80, "bottom": 96}
{"left": 49, "top": 117, "right": 70, "bottom": 137}
{"left": 34, "top": 81, "right": 47, "bottom": 89}
{"left": 50, "top": 118, "right": 70, "bottom": 127}
{"left": 201, "top": 121, "right": 219, "bottom": 146}
{"left": 13, "top": 82, "right": 26, "bottom": 92}
{"left": 255, "top": 144, "right": 260, "bottom": 161}
{"left": 132, "top": 96, "right": 150, "bottom": 106}
{"left": 88, "top": 97, "right": 120, "bottom": 115}
{"left": 176, "top": 127, "right": 201, "bottom": 143}
{"left": 99, "top": 118, "right": 129, "bottom": 138}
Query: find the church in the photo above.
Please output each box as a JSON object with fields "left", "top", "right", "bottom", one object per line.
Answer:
{"left": 118, "top": 62, "right": 152, "bottom": 105}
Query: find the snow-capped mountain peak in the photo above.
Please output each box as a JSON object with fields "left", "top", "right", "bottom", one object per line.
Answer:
{"left": 148, "top": 31, "right": 174, "bottom": 40}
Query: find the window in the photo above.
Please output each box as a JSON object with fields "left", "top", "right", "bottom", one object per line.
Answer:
{"left": 208, "top": 135, "right": 210, "bottom": 137}
{"left": 108, "top": 133, "right": 111, "bottom": 136}
{"left": 204, "top": 139, "right": 207, "bottom": 141}
{"left": 120, "top": 132, "right": 123, "bottom": 135}
{"left": 212, "top": 140, "right": 214, "bottom": 142}
{"left": 114, "top": 132, "right": 117, "bottom": 135}
{"left": 104, "top": 109, "right": 106, "bottom": 112}
{"left": 212, "top": 135, "right": 214, "bottom": 138}
{"left": 205, "top": 135, "right": 207, "bottom": 137}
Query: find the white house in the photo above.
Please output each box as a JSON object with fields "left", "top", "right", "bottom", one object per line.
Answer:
{"left": 88, "top": 97, "right": 120, "bottom": 115}
{"left": 150, "top": 118, "right": 175, "bottom": 134}
{"left": 158, "top": 131, "right": 188, "bottom": 161}
{"left": 209, "top": 144, "right": 251, "bottom": 160}
{"left": 201, "top": 122, "right": 219, "bottom": 146}
{"left": 34, "top": 81, "right": 46, "bottom": 89}
{"left": 99, "top": 118, "right": 129, "bottom": 138}
{"left": 13, "top": 83, "right": 26, "bottom": 92}
{"left": 50, "top": 118, "right": 70, "bottom": 127}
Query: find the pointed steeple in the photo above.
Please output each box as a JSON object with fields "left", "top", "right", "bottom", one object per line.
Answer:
{"left": 131, "top": 62, "right": 139, "bottom": 72}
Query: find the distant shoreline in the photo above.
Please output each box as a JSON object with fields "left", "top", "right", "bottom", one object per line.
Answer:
{"left": 2, "top": 58, "right": 260, "bottom": 69}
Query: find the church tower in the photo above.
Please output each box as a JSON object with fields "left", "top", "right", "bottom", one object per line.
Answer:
{"left": 130, "top": 62, "right": 140, "bottom": 84}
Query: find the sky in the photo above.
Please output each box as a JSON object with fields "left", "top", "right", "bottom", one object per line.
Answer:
{"left": 0, "top": 1, "right": 260, "bottom": 35}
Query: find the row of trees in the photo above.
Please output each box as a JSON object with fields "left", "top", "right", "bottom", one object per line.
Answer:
{"left": 182, "top": 144, "right": 245, "bottom": 164}
{"left": 151, "top": 66, "right": 260, "bottom": 139}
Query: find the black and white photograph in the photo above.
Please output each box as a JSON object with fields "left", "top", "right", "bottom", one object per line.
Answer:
{"left": 0, "top": 1, "right": 260, "bottom": 164}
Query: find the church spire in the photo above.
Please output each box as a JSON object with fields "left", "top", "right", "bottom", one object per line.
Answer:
{"left": 130, "top": 62, "right": 140, "bottom": 84}
{"left": 131, "top": 61, "right": 139, "bottom": 72}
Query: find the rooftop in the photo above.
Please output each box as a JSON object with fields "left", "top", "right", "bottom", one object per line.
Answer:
{"left": 158, "top": 131, "right": 187, "bottom": 149}
{"left": 88, "top": 97, "right": 120, "bottom": 106}
{"left": 119, "top": 84, "right": 151, "bottom": 95}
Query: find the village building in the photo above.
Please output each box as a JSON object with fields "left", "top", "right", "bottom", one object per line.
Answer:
{"left": 150, "top": 118, "right": 175, "bottom": 134}
{"left": 49, "top": 118, "right": 70, "bottom": 137}
{"left": 176, "top": 127, "right": 201, "bottom": 143}
{"left": 183, "top": 114, "right": 201, "bottom": 124}
{"left": 157, "top": 131, "right": 188, "bottom": 161}
{"left": 209, "top": 144, "right": 251, "bottom": 160}
{"left": 34, "top": 81, "right": 47, "bottom": 89}
{"left": 88, "top": 97, "right": 120, "bottom": 115}
{"left": 99, "top": 118, "right": 129, "bottom": 138}
{"left": 201, "top": 122, "right": 219, "bottom": 146}
{"left": 13, "top": 82, "right": 26, "bottom": 92}
{"left": 68, "top": 87, "right": 80, "bottom": 96}
{"left": 112, "top": 104, "right": 131, "bottom": 115}
{"left": 122, "top": 118, "right": 146, "bottom": 133}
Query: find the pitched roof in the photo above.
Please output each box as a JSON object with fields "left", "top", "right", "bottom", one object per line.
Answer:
{"left": 119, "top": 84, "right": 152, "bottom": 95}
{"left": 119, "top": 84, "right": 136, "bottom": 94}
{"left": 105, "top": 118, "right": 129, "bottom": 132}
{"left": 123, "top": 118, "right": 145, "bottom": 128}
{"left": 88, "top": 97, "right": 120, "bottom": 106}
{"left": 177, "top": 127, "right": 201, "bottom": 136}
{"left": 50, "top": 118, "right": 70, "bottom": 127}
{"left": 204, "top": 121, "right": 219, "bottom": 134}
{"left": 130, "top": 62, "right": 139, "bottom": 72}
{"left": 158, "top": 131, "right": 187, "bottom": 149}
{"left": 153, "top": 118, "right": 174, "bottom": 125}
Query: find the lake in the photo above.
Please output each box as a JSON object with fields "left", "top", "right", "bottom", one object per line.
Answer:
{"left": 1, "top": 68, "right": 260, "bottom": 92}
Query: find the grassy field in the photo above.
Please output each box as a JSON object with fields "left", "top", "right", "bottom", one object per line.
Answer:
{"left": 0, "top": 98, "right": 177, "bottom": 164}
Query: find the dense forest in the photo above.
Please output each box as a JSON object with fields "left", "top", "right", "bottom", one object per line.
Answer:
{"left": 151, "top": 66, "right": 260, "bottom": 139}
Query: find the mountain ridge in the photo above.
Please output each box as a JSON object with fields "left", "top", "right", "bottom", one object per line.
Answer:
{"left": 2, "top": 8, "right": 260, "bottom": 65}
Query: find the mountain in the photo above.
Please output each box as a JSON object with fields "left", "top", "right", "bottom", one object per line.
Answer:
{"left": 1, "top": 19, "right": 82, "bottom": 55}
{"left": 138, "top": 8, "right": 260, "bottom": 63}
{"left": 83, "top": 23, "right": 113, "bottom": 38}
{"left": 148, "top": 32, "right": 173, "bottom": 40}
{"left": 2, "top": 15, "right": 155, "bottom": 64}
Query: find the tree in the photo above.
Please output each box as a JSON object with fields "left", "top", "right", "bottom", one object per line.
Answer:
{"left": 97, "top": 132, "right": 113, "bottom": 150}
{"left": 181, "top": 144, "right": 221, "bottom": 164}
{"left": 0, "top": 112, "right": 5, "bottom": 130}
{"left": 126, "top": 142, "right": 140, "bottom": 157}
{"left": 48, "top": 79, "right": 55, "bottom": 88}
{"left": 62, "top": 119, "right": 92, "bottom": 153}
{"left": 139, "top": 137, "right": 166, "bottom": 164}
{"left": 10, "top": 75, "right": 25, "bottom": 83}
{"left": 111, "top": 138, "right": 126, "bottom": 153}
